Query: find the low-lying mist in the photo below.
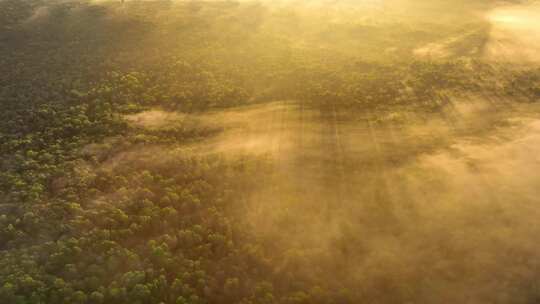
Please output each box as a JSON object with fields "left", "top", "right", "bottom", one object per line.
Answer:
{"left": 248, "top": 101, "right": 540, "bottom": 303}
{"left": 94, "top": 94, "right": 540, "bottom": 303}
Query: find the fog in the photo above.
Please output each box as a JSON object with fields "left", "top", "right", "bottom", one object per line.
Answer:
{"left": 107, "top": 92, "right": 540, "bottom": 302}
{"left": 11, "top": 0, "right": 539, "bottom": 302}
{"left": 485, "top": 1, "right": 540, "bottom": 62}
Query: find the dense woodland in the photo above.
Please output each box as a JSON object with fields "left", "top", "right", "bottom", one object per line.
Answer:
{"left": 1, "top": 0, "right": 540, "bottom": 304}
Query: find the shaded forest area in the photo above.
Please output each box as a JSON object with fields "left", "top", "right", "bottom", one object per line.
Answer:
{"left": 1, "top": 0, "right": 540, "bottom": 304}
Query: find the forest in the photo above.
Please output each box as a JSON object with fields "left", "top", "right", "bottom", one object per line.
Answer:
{"left": 1, "top": 0, "right": 540, "bottom": 303}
